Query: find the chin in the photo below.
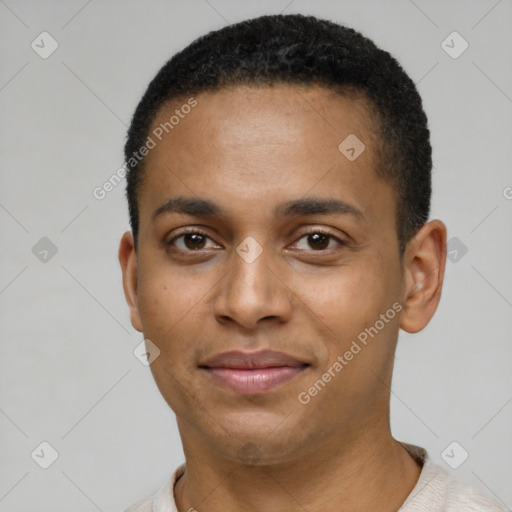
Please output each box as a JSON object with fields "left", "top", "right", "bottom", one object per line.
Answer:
{"left": 203, "top": 417, "right": 312, "bottom": 466}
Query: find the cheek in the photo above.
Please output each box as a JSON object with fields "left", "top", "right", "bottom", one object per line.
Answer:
{"left": 136, "top": 263, "right": 192, "bottom": 341}
{"left": 137, "top": 278, "right": 174, "bottom": 339}
{"left": 291, "top": 260, "right": 400, "bottom": 394}
{"left": 291, "top": 261, "right": 389, "bottom": 335}
{"left": 137, "top": 268, "right": 210, "bottom": 406}
{"left": 136, "top": 261, "right": 219, "bottom": 360}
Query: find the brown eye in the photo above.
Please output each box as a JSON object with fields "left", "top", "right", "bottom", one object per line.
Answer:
{"left": 293, "top": 230, "right": 345, "bottom": 251}
{"left": 167, "top": 230, "right": 219, "bottom": 252}
{"left": 307, "top": 232, "right": 330, "bottom": 250}
{"left": 182, "top": 233, "right": 207, "bottom": 250}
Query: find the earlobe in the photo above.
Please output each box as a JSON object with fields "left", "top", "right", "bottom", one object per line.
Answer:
{"left": 118, "top": 231, "right": 143, "bottom": 332}
{"left": 399, "top": 220, "right": 447, "bottom": 333}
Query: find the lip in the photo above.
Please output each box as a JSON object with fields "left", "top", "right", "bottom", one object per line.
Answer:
{"left": 199, "top": 350, "right": 309, "bottom": 395}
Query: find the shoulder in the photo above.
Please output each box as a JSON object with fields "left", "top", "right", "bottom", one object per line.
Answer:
{"left": 123, "top": 493, "right": 154, "bottom": 512}
{"left": 123, "top": 463, "right": 186, "bottom": 512}
{"left": 399, "top": 443, "right": 507, "bottom": 512}
{"left": 407, "top": 461, "right": 508, "bottom": 511}
{"left": 443, "top": 473, "right": 508, "bottom": 512}
{"left": 123, "top": 489, "right": 159, "bottom": 512}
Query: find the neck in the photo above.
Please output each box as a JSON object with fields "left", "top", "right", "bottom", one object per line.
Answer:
{"left": 174, "top": 416, "right": 421, "bottom": 512}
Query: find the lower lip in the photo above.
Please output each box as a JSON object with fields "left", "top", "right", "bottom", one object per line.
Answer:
{"left": 203, "top": 366, "right": 306, "bottom": 395}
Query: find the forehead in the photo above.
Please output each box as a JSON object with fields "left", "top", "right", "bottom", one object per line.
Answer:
{"left": 139, "top": 84, "right": 392, "bottom": 228}
{"left": 149, "top": 84, "right": 379, "bottom": 161}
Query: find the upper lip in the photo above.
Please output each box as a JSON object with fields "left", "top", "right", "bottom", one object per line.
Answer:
{"left": 200, "top": 350, "right": 308, "bottom": 370}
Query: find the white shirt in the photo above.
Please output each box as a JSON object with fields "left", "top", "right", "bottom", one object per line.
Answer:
{"left": 124, "top": 443, "right": 507, "bottom": 511}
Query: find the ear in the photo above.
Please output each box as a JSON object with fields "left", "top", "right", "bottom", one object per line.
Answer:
{"left": 399, "top": 219, "right": 447, "bottom": 333}
{"left": 118, "top": 231, "right": 143, "bottom": 332}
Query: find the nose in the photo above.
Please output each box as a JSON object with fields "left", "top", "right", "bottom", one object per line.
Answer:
{"left": 213, "top": 240, "right": 293, "bottom": 331}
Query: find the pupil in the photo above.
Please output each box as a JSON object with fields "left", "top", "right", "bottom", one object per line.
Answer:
{"left": 309, "top": 233, "right": 328, "bottom": 250}
{"left": 186, "top": 233, "right": 205, "bottom": 250}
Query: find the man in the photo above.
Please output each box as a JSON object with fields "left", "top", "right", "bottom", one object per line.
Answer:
{"left": 119, "top": 13, "right": 505, "bottom": 512}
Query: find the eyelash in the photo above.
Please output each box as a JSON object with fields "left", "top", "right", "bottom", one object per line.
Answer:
{"left": 166, "top": 227, "right": 346, "bottom": 254}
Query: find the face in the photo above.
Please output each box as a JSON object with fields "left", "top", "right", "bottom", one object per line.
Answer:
{"left": 119, "top": 84, "right": 445, "bottom": 465}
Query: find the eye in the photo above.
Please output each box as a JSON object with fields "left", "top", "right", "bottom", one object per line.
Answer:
{"left": 292, "top": 230, "right": 346, "bottom": 251}
{"left": 166, "top": 228, "right": 347, "bottom": 254}
{"left": 167, "top": 229, "right": 220, "bottom": 252}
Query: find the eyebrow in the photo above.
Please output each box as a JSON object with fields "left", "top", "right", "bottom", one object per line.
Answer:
{"left": 152, "top": 196, "right": 365, "bottom": 221}
{"left": 276, "top": 198, "right": 364, "bottom": 219}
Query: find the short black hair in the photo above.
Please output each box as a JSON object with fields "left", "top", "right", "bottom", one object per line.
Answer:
{"left": 124, "top": 13, "right": 431, "bottom": 254}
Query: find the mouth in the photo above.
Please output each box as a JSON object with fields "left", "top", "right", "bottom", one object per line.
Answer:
{"left": 199, "top": 350, "right": 310, "bottom": 395}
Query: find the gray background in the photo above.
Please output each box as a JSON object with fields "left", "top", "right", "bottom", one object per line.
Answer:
{"left": 1, "top": 0, "right": 511, "bottom": 510}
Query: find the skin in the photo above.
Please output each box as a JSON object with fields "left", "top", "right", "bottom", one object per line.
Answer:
{"left": 119, "top": 84, "right": 447, "bottom": 511}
